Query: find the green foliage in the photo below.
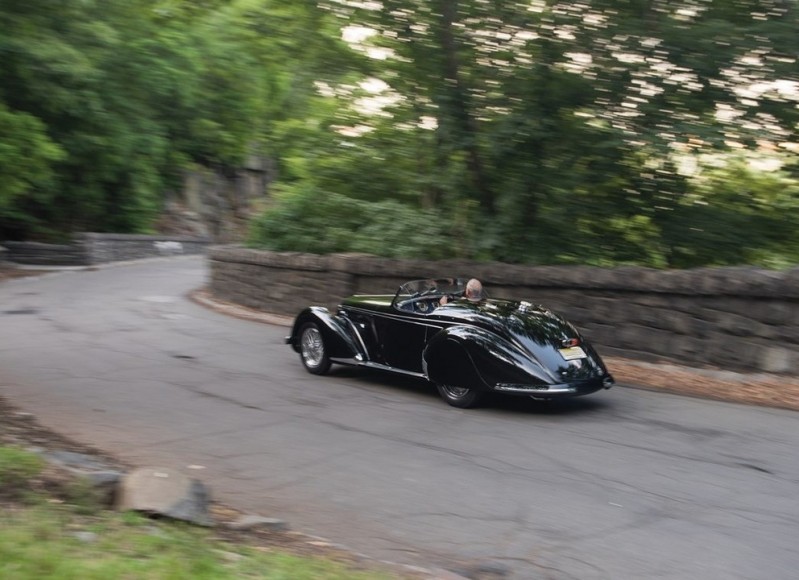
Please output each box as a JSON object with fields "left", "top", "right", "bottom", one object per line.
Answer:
{"left": 0, "top": 105, "right": 63, "bottom": 208}
{"left": 1, "top": 1, "right": 165, "bottom": 237}
{"left": 0, "top": 0, "right": 342, "bottom": 240}
{"left": 0, "top": 446, "right": 44, "bottom": 495}
{"left": 662, "top": 157, "right": 799, "bottom": 268}
{"left": 248, "top": 186, "right": 453, "bottom": 260}
{"left": 288, "top": 0, "right": 798, "bottom": 268}
{"left": 0, "top": 105, "right": 65, "bottom": 238}
{"left": 1, "top": 0, "right": 796, "bottom": 267}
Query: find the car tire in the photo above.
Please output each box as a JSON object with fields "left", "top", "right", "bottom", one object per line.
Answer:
{"left": 299, "top": 322, "right": 331, "bottom": 375}
{"left": 436, "top": 384, "right": 483, "bottom": 408}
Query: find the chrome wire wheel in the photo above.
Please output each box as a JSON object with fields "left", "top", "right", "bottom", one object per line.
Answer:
{"left": 301, "top": 326, "right": 324, "bottom": 367}
{"left": 299, "top": 323, "right": 331, "bottom": 374}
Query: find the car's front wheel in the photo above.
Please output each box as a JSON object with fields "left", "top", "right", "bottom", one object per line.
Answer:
{"left": 299, "top": 322, "right": 331, "bottom": 375}
{"left": 436, "top": 384, "right": 483, "bottom": 408}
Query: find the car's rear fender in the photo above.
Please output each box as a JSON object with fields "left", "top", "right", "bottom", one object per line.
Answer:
{"left": 423, "top": 326, "right": 556, "bottom": 391}
{"left": 287, "top": 307, "right": 362, "bottom": 360}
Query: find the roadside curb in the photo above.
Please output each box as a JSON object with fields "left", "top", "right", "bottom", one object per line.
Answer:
{"left": 189, "top": 288, "right": 293, "bottom": 327}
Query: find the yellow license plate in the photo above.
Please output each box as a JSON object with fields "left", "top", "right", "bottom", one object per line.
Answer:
{"left": 558, "top": 346, "right": 587, "bottom": 360}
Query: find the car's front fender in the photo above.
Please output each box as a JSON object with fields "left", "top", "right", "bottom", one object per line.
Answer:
{"left": 287, "top": 307, "right": 362, "bottom": 360}
{"left": 423, "top": 325, "right": 557, "bottom": 391}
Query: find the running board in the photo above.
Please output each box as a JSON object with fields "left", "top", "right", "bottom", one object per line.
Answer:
{"left": 330, "top": 358, "right": 426, "bottom": 379}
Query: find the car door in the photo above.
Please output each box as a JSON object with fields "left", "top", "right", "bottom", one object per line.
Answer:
{"left": 374, "top": 312, "right": 433, "bottom": 373}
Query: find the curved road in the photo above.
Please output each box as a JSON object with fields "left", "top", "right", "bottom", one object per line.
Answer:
{"left": 1, "top": 257, "right": 797, "bottom": 579}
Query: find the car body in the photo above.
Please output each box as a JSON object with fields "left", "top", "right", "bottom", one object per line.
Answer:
{"left": 286, "top": 278, "right": 614, "bottom": 407}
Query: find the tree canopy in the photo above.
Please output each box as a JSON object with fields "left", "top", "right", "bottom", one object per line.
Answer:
{"left": 2, "top": 0, "right": 797, "bottom": 268}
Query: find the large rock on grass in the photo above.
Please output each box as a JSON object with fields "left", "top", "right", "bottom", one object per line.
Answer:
{"left": 115, "top": 466, "right": 213, "bottom": 526}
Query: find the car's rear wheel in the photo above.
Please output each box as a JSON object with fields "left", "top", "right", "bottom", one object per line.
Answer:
{"left": 299, "top": 322, "right": 331, "bottom": 375}
{"left": 436, "top": 384, "right": 483, "bottom": 408}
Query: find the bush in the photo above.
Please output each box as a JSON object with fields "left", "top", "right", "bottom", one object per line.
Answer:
{"left": 248, "top": 186, "right": 454, "bottom": 260}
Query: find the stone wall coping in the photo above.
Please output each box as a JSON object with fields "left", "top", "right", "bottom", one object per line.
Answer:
{"left": 209, "top": 247, "right": 799, "bottom": 299}
{"left": 81, "top": 233, "right": 211, "bottom": 243}
{"left": 3, "top": 241, "right": 80, "bottom": 250}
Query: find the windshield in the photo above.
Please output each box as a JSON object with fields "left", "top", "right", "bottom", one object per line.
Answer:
{"left": 396, "top": 278, "right": 466, "bottom": 299}
{"left": 392, "top": 278, "right": 475, "bottom": 313}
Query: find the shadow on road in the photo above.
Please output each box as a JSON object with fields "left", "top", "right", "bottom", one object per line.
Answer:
{"left": 326, "top": 366, "right": 611, "bottom": 416}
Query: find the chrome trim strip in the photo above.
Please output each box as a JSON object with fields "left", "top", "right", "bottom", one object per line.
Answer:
{"left": 494, "top": 383, "right": 577, "bottom": 394}
{"left": 330, "top": 357, "right": 362, "bottom": 366}
{"left": 343, "top": 306, "right": 447, "bottom": 330}
{"left": 341, "top": 316, "right": 370, "bottom": 359}
{"left": 360, "top": 362, "right": 427, "bottom": 379}
{"left": 329, "top": 357, "right": 427, "bottom": 379}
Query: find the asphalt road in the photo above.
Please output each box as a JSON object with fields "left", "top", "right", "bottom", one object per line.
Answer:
{"left": 1, "top": 256, "right": 797, "bottom": 579}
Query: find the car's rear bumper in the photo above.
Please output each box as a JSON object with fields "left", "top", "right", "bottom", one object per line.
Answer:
{"left": 492, "top": 375, "right": 614, "bottom": 398}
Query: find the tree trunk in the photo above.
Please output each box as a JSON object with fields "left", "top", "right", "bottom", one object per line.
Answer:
{"left": 434, "top": 0, "right": 495, "bottom": 215}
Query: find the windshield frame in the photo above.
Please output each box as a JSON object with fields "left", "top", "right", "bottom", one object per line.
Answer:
{"left": 392, "top": 278, "right": 469, "bottom": 312}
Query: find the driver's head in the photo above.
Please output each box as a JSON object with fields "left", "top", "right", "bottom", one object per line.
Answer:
{"left": 465, "top": 278, "right": 483, "bottom": 301}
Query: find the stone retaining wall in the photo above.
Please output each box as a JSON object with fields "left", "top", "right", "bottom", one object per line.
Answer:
{"left": 80, "top": 233, "right": 209, "bottom": 264}
{"left": 210, "top": 246, "right": 799, "bottom": 375}
{"left": 2, "top": 241, "right": 89, "bottom": 266}
{"left": 2, "top": 233, "right": 210, "bottom": 266}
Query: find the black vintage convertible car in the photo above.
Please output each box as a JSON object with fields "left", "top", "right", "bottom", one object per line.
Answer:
{"left": 286, "top": 278, "right": 614, "bottom": 408}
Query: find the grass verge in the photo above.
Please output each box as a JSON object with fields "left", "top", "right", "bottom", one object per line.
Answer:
{"left": 0, "top": 445, "right": 396, "bottom": 580}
